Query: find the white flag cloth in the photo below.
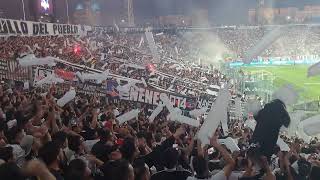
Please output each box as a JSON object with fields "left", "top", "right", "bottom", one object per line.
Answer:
{"left": 35, "top": 74, "right": 64, "bottom": 86}
{"left": 167, "top": 112, "right": 200, "bottom": 127}
{"left": 288, "top": 111, "right": 305, "bottom": 137}
{"left": 155, "top": 32, "right": 163, "bottom": 36}
{"left": 100, "top": 53, "right": 108, "bottom": 61}
{"left": 277, "top": 137, "right": 290, "bottom": 152}
{"left": 272, "top": 85, "right": 298, "bottom": 106}
{"left": 7, "top": 119, "right": 17, "bottom": 129}
{"left": 18, "top": 54, "right": 56, "bottom": 67}
{"left": 244, "top": 118, "right": 257, "bottom": 131}
{"left": 114, "top": 22, "right": 120, "bottom": 32}
{"left": 138, "top": 36, "right": 144, "bottom": 48}
{"left": 218, "top": 137, "right": 240, "bottom": 152}
{"left": 75, "top": 72, "right": 84, "bottom": 82}
{"left": 76, "top": 70, "right": 110, "bottom": 84}
{"left": 117, "top": 109, "right": 140, "bottom": 124}
{"left": 297, "top": 123, "right": 312, "bottom": 143}
{"left": 84, "top": 139, "right": 99, "bottom": 151}
{"left": 160, "top": 94, "right": 200, "bottom": 127}
{"left": 235, "top": 97, "right": 242, "bottom": 119}
{"left": 160, "top": 93, "right": 175, "bottom": 113}
{"left": 23, "top": 82, "right": 29, "bottom": 90}
{"left": 57, "top": 88, "right": 76, "bottom": 107}
{"left": 244, "top": 26, "right": 285, "bottom": 64}
{"left": 145, "top": 31, "right": 160, "bottom": 62}
{"left": 307, "top": 61, "right": 320, "bottom": 77}
{"left": 189, "top": 107, "right": 207, "bottom": 118}
{"left": 175, "top": 46, "right": 179, "bottom": 55}
{"left": 149, "top": 104, "right": 164, "bottom": 122}
{"left": 197, "top": 87, "right": 230, "bottom": 146}
{"left": 245, "top": 99, "right": 262, "bottom": 116}
{"left": 117, "top": 82, "right": 138, "bottom": 100}
{"left": 221, "top": 114, "right": 229, "bottom": 135}
{"left": 300, "top": 114, "right": 320, "bottom": 136}
{"left": 141, "top": 78, "right": 147, "bottom": 87}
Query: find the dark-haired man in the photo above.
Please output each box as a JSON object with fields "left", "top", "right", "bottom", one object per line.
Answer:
{"left": 150, "top": 147, "right": 192, "bottom": 180}
{"left": 38, "top": 141, "right": 64, "bottom": 180}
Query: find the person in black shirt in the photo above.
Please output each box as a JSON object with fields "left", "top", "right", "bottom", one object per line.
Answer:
{"left": 65, "top": 159, "right": 92, "bottom": 180}
{"left": 91, "top": 128, "right": 116, "bottom": 163}
{"left": 150, "top": 147, "right": 191, "bottom": 180}
{"left": 100, "top": 159, "right": 134, "bottom": 180}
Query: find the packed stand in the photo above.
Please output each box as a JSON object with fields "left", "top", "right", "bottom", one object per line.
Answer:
{"left": 0, "top": 79, "right": 319, "bottom": 180}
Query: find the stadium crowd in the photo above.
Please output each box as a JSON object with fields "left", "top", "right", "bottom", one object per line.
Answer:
{"left": 0, "top": 80, "right": 319, "bottom": 180}
{"left": 0, "top": 24, "right": 320, "bottom": 180}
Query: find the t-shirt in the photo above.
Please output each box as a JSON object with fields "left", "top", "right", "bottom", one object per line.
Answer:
{"left": 150, "top": 169, "right": 192, "bottom": 180}
{"left": 7, "top": 144, "right": 25, "bottom": 167}
{"left": 187, "top": 176, "right": 211, "bottom": 180}
{"left": 50, "top": 169, "right": 64, "bottom": 180}
{"left": 211, "top": 170, "right": 244, "bottom": 180}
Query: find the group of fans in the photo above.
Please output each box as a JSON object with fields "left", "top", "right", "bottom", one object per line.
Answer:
{"left": 0, "top": 23, "right": 319, "bottom": 180}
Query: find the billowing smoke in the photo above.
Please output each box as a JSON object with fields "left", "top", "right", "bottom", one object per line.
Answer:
{"left": 180, "top": 31, "right": 233, "bottom": 65}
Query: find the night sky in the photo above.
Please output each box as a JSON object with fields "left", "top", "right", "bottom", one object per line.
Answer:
{"left": 0, "top": 0, "right": 319, "bottom": 25}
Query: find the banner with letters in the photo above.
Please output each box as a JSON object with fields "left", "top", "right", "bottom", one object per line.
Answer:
{"left": 0, "top": 18, "right": 90, "bottom": 36}
{"left": 32, "top": 66, "right": 214, "bottom": 110}
{"left": 118, "top": 86, "right": 213, "bottom": 110}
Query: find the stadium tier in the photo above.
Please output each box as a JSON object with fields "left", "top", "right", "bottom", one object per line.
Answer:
{"left": 0, "top": 16, "right": 319, "bottom": 180}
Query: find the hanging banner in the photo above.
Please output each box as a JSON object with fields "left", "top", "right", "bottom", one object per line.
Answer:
{"left": 33, "top": 67, "right": 77, "bottom": 85}
{"left": 54, "top": 69, "right": 76, "bottom": 81}
{"left": 0, "top": 18, "right": 85, "bottom": 36}
{"left": 118, "top": 86, "right": 213, "bottom": 110}
{"left": 32, "top": 66, "right": 214, "bottom": 111}
{"left": 33, "top": 67, "right": 53, "bottom": 84}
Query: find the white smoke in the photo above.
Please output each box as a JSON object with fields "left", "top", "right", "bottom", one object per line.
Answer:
{"left": 181, "top": 31, "right": 233, "bottom": 64}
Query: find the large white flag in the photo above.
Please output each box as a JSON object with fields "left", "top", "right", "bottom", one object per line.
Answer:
{"left": 197, "top": 87, "right": 230, "bottom": 146}
{"left": 272, "top": 85, "right": 298, "bottom": 106}
{"left": 18, "top": 54, "right": 56, "bottom": 67}
{"left": 145, "top": 31, "right": 160, "bottom": 62}
{"left": 300, "top": 114, "right": 320, "bottom": 136}
{"left": 138, "top": 36, "right": 144, "bottom": 48}
{"left": 57, "top": 88, "right": 76, "bottom": 107}
{"left": 307, "top": 61, "right": 320, "bottom": 77}
{"left": 117, "top": 109, "right": 140, "bottom": 124}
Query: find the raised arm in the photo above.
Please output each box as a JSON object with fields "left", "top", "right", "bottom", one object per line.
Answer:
{"left": 210, "top": 132, "right": 235, "bottom": 177}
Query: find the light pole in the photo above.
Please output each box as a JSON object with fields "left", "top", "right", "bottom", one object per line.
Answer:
{"left": 21, "top": 0, "right": 26, "bottom": 20}
{"left": 65, "top": 0, "right": 70, "bottom": 23}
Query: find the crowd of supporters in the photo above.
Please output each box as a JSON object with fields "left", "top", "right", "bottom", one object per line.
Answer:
{"left": 0, "top": 81, "right": 319, "bottom": 180}
{"left": 0, "top": 24, "right": 319, "bottom": 180}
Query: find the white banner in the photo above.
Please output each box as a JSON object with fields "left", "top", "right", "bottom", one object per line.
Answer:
{"left": 0, "top": 18, "right": 87, "bottom": 36}
{"left": 33, "top": 67, "right": 54, "bottom": 85}
{"left": 145, "top": 31, "right": 160, "bottom": 62}
{"left": 119, "top": 86, "right": 188, "bottom": 109}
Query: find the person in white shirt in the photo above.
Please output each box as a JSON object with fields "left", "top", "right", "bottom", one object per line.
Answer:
{"left": 210, "top": 133, "right": 239, "bottom": 180}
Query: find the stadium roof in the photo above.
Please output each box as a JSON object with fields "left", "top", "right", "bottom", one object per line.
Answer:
{"left": 264, "top": 0, "right": 320, "bottom": 8}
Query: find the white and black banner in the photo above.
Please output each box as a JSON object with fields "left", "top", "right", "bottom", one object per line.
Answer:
{"left": 0, "top": 18, "right": 89, "bottom": 36}
{"left": 119, "top": 86, "right": 213, "bottom": 110}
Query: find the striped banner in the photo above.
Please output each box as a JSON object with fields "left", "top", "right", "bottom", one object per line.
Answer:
{"left": 0, "top": 59, "right": 30, "bottom": 81}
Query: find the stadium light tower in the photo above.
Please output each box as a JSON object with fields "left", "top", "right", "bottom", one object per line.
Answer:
{"left": 21, "top": 0, "right": 26, "bottom": 20}
{"left": 256, "top": 0, "right": 265, "bottom": 25}
{"left": 123, "top": 0, "right": 134, "bottom": 26}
